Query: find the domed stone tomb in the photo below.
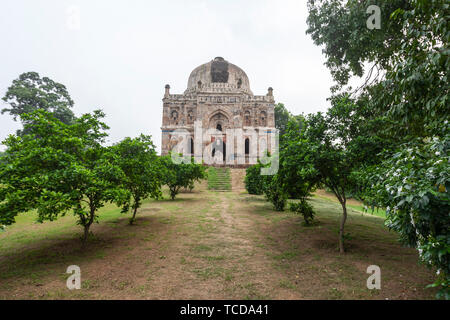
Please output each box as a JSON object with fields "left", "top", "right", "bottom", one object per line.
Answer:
{"left": 161, "top": 57, "right": 276, "bottom": 167}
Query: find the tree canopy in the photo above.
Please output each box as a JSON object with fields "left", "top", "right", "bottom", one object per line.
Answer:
{"left": 160, "top": 155, "right": 206, "bottom": 200}
{"left": 306, "top": 0, "right": 449, "bottom": 298}
{"left": 0, "top": 110, "right": 128, "bottom": 243}
{"left": 306, "top": 0, "right": 448, "bottom": 138}
{"left": 2, "top": 72, "right": 76, "bottom": 135}
{"left": 274, "top": 103, "right": 292, "bottom": 137}
{"left": 111, "top": 135, "right": 163, "bottom": 224}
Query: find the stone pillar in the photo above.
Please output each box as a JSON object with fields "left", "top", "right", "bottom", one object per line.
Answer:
{"left": 164, "top": 84, "right": 170, "bottom": 97}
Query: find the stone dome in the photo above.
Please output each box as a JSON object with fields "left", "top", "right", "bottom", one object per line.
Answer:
{"left": 185, "top": 57, "right": 252, "bottom": 94}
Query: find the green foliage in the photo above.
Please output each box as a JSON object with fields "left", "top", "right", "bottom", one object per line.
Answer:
{"left": 279, "top": 117, "right": 317, "bottom": 200}
{"left": 274, "top": 103, "right": 291, "bottom": 137}
{"left": 244, "top": 163, "right": 265, "bottom": 195}
{"left": 262, "top": 175, "right": 288, "bottom": 212}
{"left": 2, "top": 72, "right": 75, "bottom": 135}
{"left": 365, "top": 136, "right": 450, "bottom": 298}
{"left": 303, "top": 111, "right": 352, "bottom": 252}
{"left": 245, "top": 159, "right": 289, "bottom": 211}
{"left": 0, "top": 110, "right": 128, "bottom": 242}
{"left": 111, "top": 135, "right": 163, "bottom": 224}
{"left": 289, "top": 200, "right": 315, "bottom": 225}
{"left": 307, "top": 0, "right": 408, "bottom": 91}
{"left": 307, "top": 0, "right": 450, "bottom": 298}
{"left": 0, "top": 151, "right": 6, "bottom": 165}
{"left": 250, "top": 105, "right": 312, "bottom": 206}
{"left": 160, "top": 155, "right": 206, "bottom": 200}
{"left": 307, "top": 0, "right": 449, "bottom": 138}
{"left": 282, "top": 96, "right": 377, "bottom": 252}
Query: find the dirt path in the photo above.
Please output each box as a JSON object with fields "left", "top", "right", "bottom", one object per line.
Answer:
{"left": 230, "top": 168, "right": 246, "bottom": 192}
{"left": 132, "top": 183, "right": 301, "bottom": 299}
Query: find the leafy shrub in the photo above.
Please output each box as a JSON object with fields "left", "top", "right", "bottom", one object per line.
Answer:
{"left": 245, "top": 161, "right": 288, "bottom": 211}
{"left": 245, "top": 163, "right": 264, "bottom": 195}
{"left": 160, "top": 154, "right": 206, "bottom": 200}
{"left": 289, "top": 199, "right": 315, "bottom": 225}
{"left": 0, "top": 110, "right": 130, "bottom": 243}
{"left": 366, "top": 136, "right": 450, "bottom": 299}
{"left": 263, "top": 175, "right": 287, "bottom": 211}
{"left": 111, "top": 135, "right": 163, "bottom": 224}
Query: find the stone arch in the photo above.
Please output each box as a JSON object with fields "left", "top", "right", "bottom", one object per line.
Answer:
{"left": 260, "top": 111, "right": 267, "bottom": 126}
{"left": 208, "top": 110, "right": 231, "bottom": 130}
{"left": 187, "top": 109, "right": 194, "bottom": 124}
{"left": 244, "top": 110, "right": 251, "bottom": 126}
{"left": 170, "top": 110, "right": 179, "bottom": 125}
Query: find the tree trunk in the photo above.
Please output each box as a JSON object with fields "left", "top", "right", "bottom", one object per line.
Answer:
{"left": 83, "top": 224, "right": 91, "bottom": 245}
{"left": 130, "top": 206, "right": 138, "bottom": 225}
{"left": 339, "top": 199, "right": 347, "bottom": 253}
{"left": 82, "top": 205, "right": 96, "bottom": 245}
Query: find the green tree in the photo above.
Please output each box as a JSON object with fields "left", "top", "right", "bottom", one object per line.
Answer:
{"left": 279, "top": 117, "right": 316, "bottom": 200}
{"left": 111, "top": 135, "right": 163, "bottom": 224}
{"left": 300, "top": 96, "right": 382, "bottom": 252}
{"left": 0, "top": 110, "right": 128, "bottom": 243}
{"left": 244, "top": 162, "right": 265, "bottom": 195}
{"left": 289, "top": 200, "right": 315, "bottom": 226}
{"left": 160, "top": 155, "right": 206, "bottom": 200}
{"left": 307, "top": 0, "right": 449, "bottom": 297}
{"left": 262, "top": 174, "right": 288, "bottom": 211}
{"left": 2, "top": 72, "right": 76, "bottom": 135}
{"left": 306, "top": 0, "right": 448, "bottom": 138}
{"left": 274, "top": 103, "right": 291, "bottom": 137}
{"left": 245, "top": 158, "right": 289, "bottom": 211}
{"left": 246, "top": 118, "right": 316, "bottom": 212}
{"left": 186, "top": 163, "right": 206, "bottom": 192}
{"left": 278, "top": 119, "right": 318, "bottom": 223}
{"left": 303, "top": 111, "right": 353, "bottom": 253}
{"left": 365, "top": 135, "right": 450, "bottom": 299}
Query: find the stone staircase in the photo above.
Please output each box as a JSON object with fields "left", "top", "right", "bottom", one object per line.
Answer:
{"left": 207, "top": 167, "right": 231, "bottom": 191}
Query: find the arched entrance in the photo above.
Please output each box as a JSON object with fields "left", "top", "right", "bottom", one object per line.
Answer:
{"left": 190, "top": 137, "right": 194, "bottom": 156}
{"left": 245, "top": 138, "right": 250, "bottom": 164}
{"left": 208, "top": 111, "right": 229, "bottom": 164}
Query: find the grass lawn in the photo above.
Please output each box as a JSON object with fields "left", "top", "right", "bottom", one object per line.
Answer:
{"left": 313, "top": 189, "right": 387, "bottom": 218}
{"left": 0, "top": 180, "right": 436, "bottom": 299}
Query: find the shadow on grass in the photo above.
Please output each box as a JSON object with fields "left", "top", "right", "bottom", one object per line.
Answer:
{"left": 243, "top": 192, "right": 412, "bottom": 258}
{"left": 157, "top": 196, "right": 200, "bottom": 203}
{"left": 240, "top": 195, "right": 267, "bottom": 202}
{"left": 0, "top": 215, "right": 167, "bottom": 281}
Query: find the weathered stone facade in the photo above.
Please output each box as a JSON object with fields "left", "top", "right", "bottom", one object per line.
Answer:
{"left": 161, "top": 57, "right": 276, "bottom": 167}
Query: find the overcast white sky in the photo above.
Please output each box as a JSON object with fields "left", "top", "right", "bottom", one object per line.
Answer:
{"left": 0, "top": 0, "right": 336, "bottom": 153}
